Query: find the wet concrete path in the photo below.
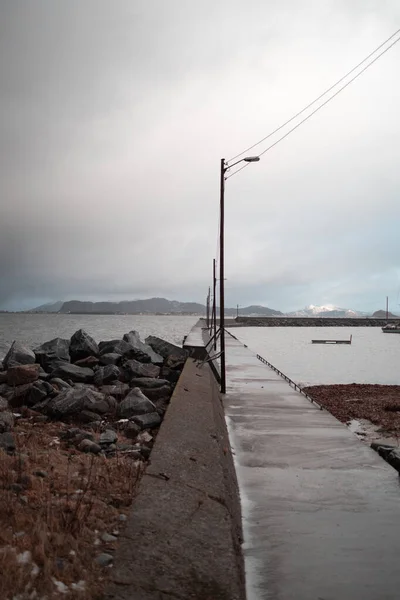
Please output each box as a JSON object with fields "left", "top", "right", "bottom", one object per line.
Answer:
{"left": 224, "top": 332, "right": 400, "bottom": 600}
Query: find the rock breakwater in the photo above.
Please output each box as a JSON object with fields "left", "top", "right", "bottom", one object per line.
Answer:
{"left": 0, "top": 329, "right": 187, "bottom": 457}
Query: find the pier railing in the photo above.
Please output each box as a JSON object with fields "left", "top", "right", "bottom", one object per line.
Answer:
{"left": 255, "top": 353, "right": 322, "bottom": 410}
{"left": 225, "top": 329, "right": 322, "bottom": 410}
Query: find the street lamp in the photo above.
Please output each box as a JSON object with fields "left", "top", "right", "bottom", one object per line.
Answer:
{"left": 219, "top": 155, "right": 260, "bottom": 394}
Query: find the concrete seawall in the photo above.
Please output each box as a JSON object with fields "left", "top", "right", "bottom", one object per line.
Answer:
{"left": 105, "top": 358, "right": 245, "bottom": 600}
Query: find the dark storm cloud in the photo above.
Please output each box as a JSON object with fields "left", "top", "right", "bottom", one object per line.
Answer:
{"left": 0, "top": 0, "right": 400, "bottom": 311}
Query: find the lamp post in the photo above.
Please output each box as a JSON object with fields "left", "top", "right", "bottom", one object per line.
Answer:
{"left": 219, "top": 155, "right": 260, "bottom": 394}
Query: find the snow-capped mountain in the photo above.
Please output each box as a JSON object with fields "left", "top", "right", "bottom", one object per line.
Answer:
{"left": 287, "top": 304, "right": 365, "bottom": 317}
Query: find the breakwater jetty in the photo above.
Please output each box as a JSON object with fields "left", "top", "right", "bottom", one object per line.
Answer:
{"left": 236, "top": 316, "right": 397, "bottom": 326}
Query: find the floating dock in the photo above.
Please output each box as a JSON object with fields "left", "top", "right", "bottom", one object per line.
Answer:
{"left": 312, "top": 335, "right": 352, "bottom": 344}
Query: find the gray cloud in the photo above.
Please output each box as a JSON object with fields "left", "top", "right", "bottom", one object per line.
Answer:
{"left": 1, "top": 0, "right": 400, "bottom": 312}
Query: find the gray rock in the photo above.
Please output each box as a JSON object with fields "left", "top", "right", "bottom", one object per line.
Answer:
{"left": 51, "top": 363, "right": 94, "bottom": 384}
{"left": 160, "top": 366, "right": 181, "bottom": 384}
{"left": 100, "top": 429, "right": 118, "bottom": 445}
{"left": 99, "top": 353, "right": 121, "bottom": 366}
{"left": 34, "top": 338, "right": 70, "bottom": 371}
{"left": 46, "top": 387, "right": 105, "bottom": 417}
{"left": 129, "top": 377, "right": 171, "bottom": 400}
{"left": 0, "top": 411, "right": 14, "bottom": 432}
{"left": 164, "top": 354, "right": 186, "bottom": 371}
{"left": 0, "top": 431, "right": 15, "bottom": 452}
{"left": 128, "top": 377, "right": 170, "bottom": 389}
{"left": 26, "top": 381, "right": 49, "bottom": 406}
{"left": 98, "top": 339, "right": 132, "bottom": 357}
{"left": 94, "top": 364, "right": 120, "bottom": 386}
{"left": 78, "top": 439, "right": 102, "bottom": 454}
{"left": 121, "top": 359, "right": 160, "bottom": 382}
{"left": 125, "top": 422, "right": 141, "bottom": 439}
{"left": 145, "top": 336, "right": 187, "bottom": 360}
{"left": 62, "top": 427, "right": 94, "bottom": 441}
{"left": 0, "top": 372, "right": 7, "bottom": 383}
{"left": 100, "top": 383, "right": 129, "bottom": 400}
{"left": 95, "top": 553, "right": 113, "bottom": 567}
{"left": 70, "top": 329, "right": 99, "bottom": 362}
{"left": 3, "top": 341, "right": 36, "bottom": 369}
{"left": 85, "top": 389, "right": 115, "bottom": 415}
{"left": 0, "top": 397, "right": 8, "bottom": 411}
{"left": 131, "top": 412, "right": 161, "bottom": 430}
{"left": 49, "top": 378, "right": 71, "bottom": 391}
{"left": 123, "top": 331, "right": 164, "bottom": 364}
{"left": 118, "top": 388, "right": 155, "bottom": 418}
{"left": 79, "top": 410, "right": 103, "bottom": 423}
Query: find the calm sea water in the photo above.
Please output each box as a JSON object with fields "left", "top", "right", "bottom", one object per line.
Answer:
{"left": 0, "top": 314, "right": 199, "bottom": 360}
{"left": 229, "top": 326, "right": 400, "bottom": 386}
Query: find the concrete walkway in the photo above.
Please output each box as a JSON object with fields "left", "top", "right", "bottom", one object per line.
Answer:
{"left": 224, "top": 332, "right": 400, "bottom": 600}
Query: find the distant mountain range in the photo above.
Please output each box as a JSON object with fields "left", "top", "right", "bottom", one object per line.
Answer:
{"left": 29, "top": 298, "right": 282, "bottom": 316}
{"left": 27, "top": 300, "right": 398, "bottom": 317}
{"left": 287, "top": 304, "right": 367, "bottom": 318}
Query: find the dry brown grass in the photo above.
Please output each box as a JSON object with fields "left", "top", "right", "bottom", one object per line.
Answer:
{"left": 0, "top": 418, "right": 145, "bottom": 599}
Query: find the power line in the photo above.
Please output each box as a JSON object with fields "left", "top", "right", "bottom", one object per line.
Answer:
{"left": 226, "top": 32, "right": 400, "bottom": 180}
{"left": 228, "top": 26, "right": 400, "bottom": 163}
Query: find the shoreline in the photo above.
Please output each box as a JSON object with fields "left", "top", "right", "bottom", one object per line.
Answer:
{"left": 304, "top": 383, "right": 400, "bottom": 444}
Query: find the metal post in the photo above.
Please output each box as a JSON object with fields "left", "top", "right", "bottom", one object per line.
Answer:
{"left": 212, "top": 258, "right": 217, "bottom": 349}
{"left": 386, "top": 296, "right": 389, "bottom": 322}
{"left": 236, "top": 304, "right": 239, "bottom": 319}
{"left": 206, "top": 288, "right": 210, "bottom": 329}
{"left": 220, "top": 158, "right": 226, "bottom": 394}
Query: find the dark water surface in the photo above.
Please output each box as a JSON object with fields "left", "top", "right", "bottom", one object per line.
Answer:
{"left": 0, "top": 314, "right": 199, "bottom": 359}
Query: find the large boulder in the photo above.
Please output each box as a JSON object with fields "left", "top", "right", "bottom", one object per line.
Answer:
{"left": 129, "top": 378, "right": 172, "bottom": 401}
{"left": 99, "top": 353, "right": 121, "bottom": 366}
{"left": 46, "top": 387, "right": 110, "bottom": 418}
{"left": 93, "top": 364, "right": 120, "bottom": 386}
{"left": 70, "top": 329, "right": 99, "bottom": 362}
{"left": 26, "top": 380, "right": 53, "bottom": 406}
{"left": 131, "top": 412, "right": 161, "bottom": 430}
{"left": 34, "top": 338, "right": 70, "bottom": 372}
{"left": 118, "top": 388, "right": 155, "bottom": 418}
{"left": 7, "top": 364, "right": 40, "bottom": 386}
{"left": 121, "top": 359, "right": 160, "bottom": 382}
{"left": 98, "top": 339, "right": 133, "bottom": 357}
{"left": 145, "top": 336, "right": 187, "bottom": 360}
{"left": 3, "top": 341, "right": 35, "bottom": 369}
{"left": 100, "top": 383, "right": 129, "bottom": 400}
{"left": 123, "top": 331, "right": 163, "bottom": 365}
{"left": 51, "top": 363, "right": 94, "bottom": 384}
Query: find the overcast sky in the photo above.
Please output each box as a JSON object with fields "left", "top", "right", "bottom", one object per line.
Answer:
{"left": 1, "top": 0, "right": 399, "bottom": 312}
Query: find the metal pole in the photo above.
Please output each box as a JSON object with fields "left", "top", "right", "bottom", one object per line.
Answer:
{"left": 206, "top": 288, "right": 210, "bottom": 329}
{"left": 213, "top": 259, "right": 217, "bottom": 349}
{"left": 220, "top": 158, "right": 226, "bottom": 394}
{"left": 386, "top": 296, "right": 389, "bottom": 322}
{"left": 236, "top": 304, "right": 239, "bottom": 319}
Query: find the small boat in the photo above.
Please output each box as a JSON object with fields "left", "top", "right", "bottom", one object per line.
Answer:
{"left": 382, "top": 323, "right": 400, "bottom": 333}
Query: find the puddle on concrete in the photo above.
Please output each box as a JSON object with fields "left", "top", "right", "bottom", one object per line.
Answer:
{"left": 347, "top": 418, "right": 399, "bottom": 447}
